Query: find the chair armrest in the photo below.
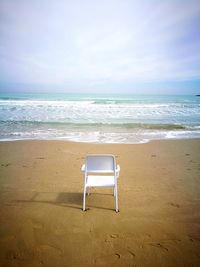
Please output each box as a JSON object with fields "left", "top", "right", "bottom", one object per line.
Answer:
{"left": 116, "top": 164, "right": 120, "bottom": 172}
{"left": 81, "top": 164, "right": 85, "bottom": 172}
{"left": 116, "top": 164, "right": 120, "bottom": 177}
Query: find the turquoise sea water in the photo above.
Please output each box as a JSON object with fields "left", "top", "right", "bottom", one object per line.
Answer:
{"left": 0, "top": 92, "right": 200, "bottom": 143}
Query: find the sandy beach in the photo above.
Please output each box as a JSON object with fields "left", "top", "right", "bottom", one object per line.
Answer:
{"left": 0, "top": 139, "right": 200, "bottom": 267}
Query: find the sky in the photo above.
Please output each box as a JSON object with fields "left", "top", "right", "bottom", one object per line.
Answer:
{"left": 0, "top": 0, "right": 200, "bottom": 94}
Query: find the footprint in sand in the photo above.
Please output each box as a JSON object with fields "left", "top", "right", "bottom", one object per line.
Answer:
{"left": 115, "top": 253, "right": 121, "bottom": 259}
{"left": 127, "top": 250, "right": 136, "bottom": 258}
{"left": 38, "top": 244, "right": 63, "bottom": 256}
{"left": 1, "top": 163, "right": 11, "bottom": 167}
{"left": 104, "top": 234, "right": 119, "bottom": 243}
{"left": 168, "top": 202, "right": 180, "bottom": 208}
{"left": 6, "top": 249, "right": 25, "bottom": 261}
{"left": 149, "top": 242, "right": 168, "bottom": 251}
{"left": 188, "top": 234, "right": 200, "bottom": 242}
{"left": 110, "top": 234, "right": 118, "bottom": 239}
{"left": 95, "top": 253, "right": 120, "bottom": 265}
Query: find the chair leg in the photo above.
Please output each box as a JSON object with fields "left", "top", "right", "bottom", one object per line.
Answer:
{"left": 87, "top": 187, "right": 90, "bottom": 196}
{"left": 114, "top": 185, "right": 119, "bottom": 212}
{"left": 83, "top": 186, "right": 86, "bottom": 211}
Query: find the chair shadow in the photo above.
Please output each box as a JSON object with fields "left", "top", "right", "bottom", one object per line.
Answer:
{"left": 16, "top": 192, "right": 83, "bottom": 210}
{"left": 15, "top": 191, "right": 115, "bottom": 211}
{"left": 56, "top": 192, "right": 82, "bottom": 206}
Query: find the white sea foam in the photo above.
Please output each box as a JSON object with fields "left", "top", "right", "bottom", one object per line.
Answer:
{"left": 1, "top": 128, "right": 200, "bottom": 144}
{"left": 0, "top": 93, "right": 200, "bottom": 143}
{"left": 0, "top": 100, "right": 199, "bottom": 124}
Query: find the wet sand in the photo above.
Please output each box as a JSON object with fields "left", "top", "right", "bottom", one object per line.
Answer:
{"left": 0, "top": 139, "right": 200, "bottom": 267}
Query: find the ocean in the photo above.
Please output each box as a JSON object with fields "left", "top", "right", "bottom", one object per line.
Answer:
{"left": 0, "top": 92, "right": 200, "bottom": 143}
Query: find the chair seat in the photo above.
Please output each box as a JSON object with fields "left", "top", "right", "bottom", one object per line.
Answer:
{"left": 86, "top": 175, "right": 115, "bottom": 187}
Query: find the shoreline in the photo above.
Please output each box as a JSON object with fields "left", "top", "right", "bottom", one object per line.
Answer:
{"left": 0, "top": 135, "right": 200, "bottom": 144}
{"left": 0, "top": 139, "right": 200, "bottom": 266}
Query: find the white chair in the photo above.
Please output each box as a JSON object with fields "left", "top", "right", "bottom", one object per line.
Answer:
{"left": 81, "top": 154, "right": 120, "bottom": 212}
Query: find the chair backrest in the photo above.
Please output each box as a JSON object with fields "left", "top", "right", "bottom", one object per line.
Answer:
{"left": 85, "top": 154, "right": 116, "bottom": 173}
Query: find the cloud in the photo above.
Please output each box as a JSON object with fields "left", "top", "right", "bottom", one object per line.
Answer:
{"left": 0, "top": 0, "right": 200, "bottom": 92}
